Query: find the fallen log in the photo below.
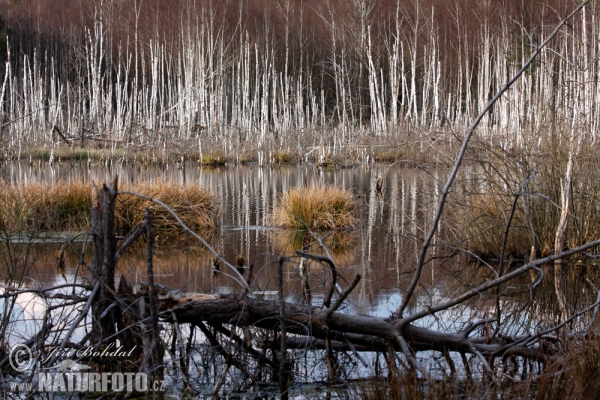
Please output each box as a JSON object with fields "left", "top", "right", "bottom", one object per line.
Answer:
{"left": 149, "top": 285, "right": 549, "bottom": 364}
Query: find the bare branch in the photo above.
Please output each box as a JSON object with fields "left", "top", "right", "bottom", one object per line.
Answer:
{"left": 399, "top": 236, "right": 600, "bottom": 328}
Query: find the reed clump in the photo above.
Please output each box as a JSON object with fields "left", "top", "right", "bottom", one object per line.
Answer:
{"left": 271, "top": 185, "right": 357, "bottom": 231}
{"left": 116, "top": 182, "right": 220, "bottom": 234}
{"left": 449, "top": 134, "right": 600, "bottom": 260}
{"left": 0, "top": 181, "right": 220, "bottom": 235}
{"left": 0, "top": 181, "right": 91, "bottom": 232}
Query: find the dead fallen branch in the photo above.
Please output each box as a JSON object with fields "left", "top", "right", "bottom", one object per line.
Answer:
{"left": 149, "top": 285, "right": 549, "bottom": 364}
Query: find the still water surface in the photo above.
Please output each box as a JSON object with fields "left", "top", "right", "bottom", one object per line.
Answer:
{"left": 1, "top": 161, "right": 456, "bottom": 318}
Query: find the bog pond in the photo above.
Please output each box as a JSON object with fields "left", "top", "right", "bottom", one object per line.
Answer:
{"left": 0, "top": 160, "right": 557, "bottom": 397}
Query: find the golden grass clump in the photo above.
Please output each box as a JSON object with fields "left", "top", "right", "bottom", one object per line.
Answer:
{"left": 0, "top": 181, "right": 91, "bottom": 232}
{"left": 271, "top": 185, "right": 357, "bottom": 231}
{"left": 116, "top": 182, "right": 220, "bottom": 233}
{"left": 0, "top": 181, "right": 220, "bottom": 235}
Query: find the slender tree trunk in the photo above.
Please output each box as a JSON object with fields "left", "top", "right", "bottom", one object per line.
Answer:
{"left": 554, "top": 135, "right": 576, "bottom": 324}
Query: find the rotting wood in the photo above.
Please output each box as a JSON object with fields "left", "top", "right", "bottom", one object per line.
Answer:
{"left": 91, "top": 178, "right": 119, "bottom": 343}
{"left": 133, "top": 232, "right": 600, "bottom": 377}
{"left": 88, "top": 178, "right": 166, "bottom": 393}
{"left": 148, "top": 287, "right": 550, "bottom": 364}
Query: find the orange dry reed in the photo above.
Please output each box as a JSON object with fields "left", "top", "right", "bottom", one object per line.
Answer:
{"left": 0, "top": 181, "right": 220, "bottom": 235}
{"left": 271, "top": 185, "right": 357, "bottom": 231}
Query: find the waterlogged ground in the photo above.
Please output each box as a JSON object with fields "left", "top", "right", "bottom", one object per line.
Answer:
{"left": 1, "top": 160, "right": 536, "bottom": 397}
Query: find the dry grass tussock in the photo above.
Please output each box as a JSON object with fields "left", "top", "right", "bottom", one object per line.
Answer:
{"left": 0, "top": 181, "right": 91, "bottom": 232}
{"left": 449, "top": 134, "right": 600, "bottom": 260}
{"left": 271, "top": 185, "right": 357, "bottom": 232}
{"left": 0, "top": 181, "right": 220, "bottom": 235}
{"left": 116, "top": 182, "right": 220, "bottom": 234}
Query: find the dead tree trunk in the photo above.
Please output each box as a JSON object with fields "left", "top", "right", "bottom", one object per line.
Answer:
{"left": 150, "top": 288, "right": 549, "bottom": 364}
{"left": 133, "top": 235, "right": 600, "bottom": 387}
{"left": 89, "top": 179, "right": 164, "bottom": 390}
{"left": 554, "top": 133, "right": 578, "bottom": 325}
{"left": 91, "top": 178, "right": 119, "bottom": 343}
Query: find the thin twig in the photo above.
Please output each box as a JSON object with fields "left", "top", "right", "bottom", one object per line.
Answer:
{"left": 326, "top": 274, "right": 361, "bottom": 318}
{"left": 278, "top": 256, "right": 289, "bottom": 399}
{"left": 296, "top": 251, "right": 337, "bottom": 308}
{"left": 496, "top": 173, "right": 535, "bottom": 331}
{"left": 43, "top": 281, "right": 101, "bottom": 368}
{"left": 197, "top": 322, "right": 258, "bottom": 381}
{"left": 115, "top": 221, "right": 146, "bottom": 261}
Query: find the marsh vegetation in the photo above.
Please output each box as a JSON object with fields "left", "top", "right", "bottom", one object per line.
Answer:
{"left": 0, "top": 180, "right": 220, "bottom": 235}
{"left": 271, "top": 185, "right": 357, "bottom": 231}
{"left": 0, "top": 0, "right": 600, "bottom": 399}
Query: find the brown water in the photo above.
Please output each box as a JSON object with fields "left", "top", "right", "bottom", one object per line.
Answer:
{"left": 1, "top": 160, "right": 456, "bottom": 318}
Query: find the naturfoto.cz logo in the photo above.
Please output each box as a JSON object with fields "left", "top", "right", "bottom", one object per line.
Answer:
{"left": 8, "top": 343, "right": 165, "bottom": 393}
